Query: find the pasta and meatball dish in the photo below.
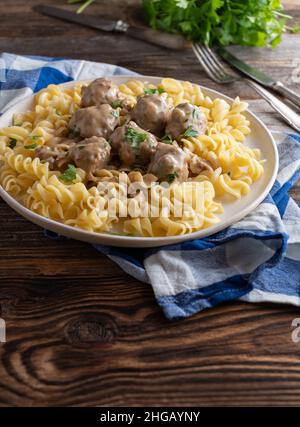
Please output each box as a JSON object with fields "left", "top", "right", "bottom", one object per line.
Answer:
{"left": 0, "top": 77, "right": 264, "bottom": 237}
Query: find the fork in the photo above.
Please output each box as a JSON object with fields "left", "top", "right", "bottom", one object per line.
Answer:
{"left": 192, "top": 43, "right": 300, "bottom": 133}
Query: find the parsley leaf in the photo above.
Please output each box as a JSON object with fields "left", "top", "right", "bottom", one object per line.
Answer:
{"left": 69, "top": 127, "right": 81, "bottom": 138}
{"left": 58, "top": 164, "right": 77, "bottom": 183}
{"left": 143, "top": 0, "right": 288, "bottom": 48}
{"left": 24, "top": 143, "right": 38, "bottom": 149}
{"left": 70, "top": 1, "right": 291, "bottom": 48}
{"left": 144, "top": 87, "right": 165, "bottom": 95}
{"left": 124, "top": 127, "right": 147, "bottom": 149}
{"left": 183, "top": 126, "right": 199, "bottom": 138}
{"left": 166, "top": 172, "right": 179, "bottom": 183}
{"left": 161, "top": 134, "right": 174, "bottom": 144}
{"left": 28, "top": 135, "right": 40, "bottom": 141}
{"left": 111, "top": 100, "right": 123, "bottom": 108}
{"left": 9, "top": 138, "right": 17, "bottom": 149}
{"left": 111, "top": 109, "right": 120, "bottom": 118}
{"left": 192, "top": 108, "right": 200, "bottom": 120}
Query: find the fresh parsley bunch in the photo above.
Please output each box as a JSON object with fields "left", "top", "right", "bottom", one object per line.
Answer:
{"left": 142, "top": 0, "right": 288, "bottom": 48}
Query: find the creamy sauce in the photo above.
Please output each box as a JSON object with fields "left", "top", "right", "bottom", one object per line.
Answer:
{"left": 69, "top": 104, "right": 119, "bottom": 139}
{"left": 69, "top": 136, "right": 111, "bottom": 179}
{"left": 110, "top": 121, "right": 158, "bottom": 167}
{"left": 81, "top": 78, "right": 120, "bottom": 107}
{"left": 132, "top": 94, "right": 169, "bottom": 136}
{"left": 36, "top": 79, "right": 210, "bottom": 182}
{"left": 148, "top": 142, "right": 189, "bottom": 181}
{"left": 166, "top": 102, "right": 207, "bottom": 141}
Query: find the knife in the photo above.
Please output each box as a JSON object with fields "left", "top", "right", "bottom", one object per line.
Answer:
{"left": 33, "top": 5, "right": 191, "bottom": 51}
{"left": 218, "top": 47, "right": 300, "bottom": 109}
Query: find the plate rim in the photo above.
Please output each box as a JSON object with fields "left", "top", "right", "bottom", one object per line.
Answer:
{"left": 0, "top": 75, "right": 279, "bottom": 247}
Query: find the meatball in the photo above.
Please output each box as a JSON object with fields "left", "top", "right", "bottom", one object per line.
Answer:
{"left": 35, "top": 145, "right": 70, "bottom": 171}
{"left": 69, "top": 136, "right": 111, "bottom": 177}
{"left": 131, "top": 94, "right": 169, "bottom": 136}
{"left": 189, "top": 155, "right": 213, "bottom": 175}
{"left": 110, "top": 121, "right": 158, "bottom": 167}
{"left": 165, "top": 103, "right": 207, "bottom": 141}
{"left": 81, "top": 78, "right": 119, "bottom": 107}
{"left": 69, "top": 104, "right": 119, "bottom": 139}
{"left": 148, "top": 142, "right": 189, "bottom": 182}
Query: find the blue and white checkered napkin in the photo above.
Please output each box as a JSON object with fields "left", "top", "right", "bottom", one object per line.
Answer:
{"left": 1, "top": 52, "right": 300, "bottom": 320}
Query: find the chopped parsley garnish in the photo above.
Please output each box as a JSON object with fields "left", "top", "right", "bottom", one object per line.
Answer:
{"left": 9, "top": 138, "right": 17, "bottom": 149}
{"left": 69, "top": 127, "right": 81, "bottom": 138}
{"left": 111, "top": 109, "right": 120, "bottom": 118}
{"left": 183, "top": 126, "right": 199, "bottom": 138}
{"left": 28, "top": 135, "right": 40, "bottom": 141}
{"left": 55, "top": 109, "right": 62, "bottom": 116}
{"left": 166, "top": 172, "right": 179, "bottom": 183}
{"left": 78, "top": 145, "right": 85, "bottom": 150}
{"left": 144, "top": 87, "right": 165, "bottom": 95}
{"left": 124, "top": 127, "right": 147, "bottom": 149}
{"left": 58, "top": 164, "right": 77, "bottom": 183}
{"left": 24, "top": 143, "right": 38, "bottom": 149}
{"left": 192, "top": 108, "right": 200, "bottom": 120}
{"left": 111, "top": 100, "right": 123, "bottom": 108}
{"left": 161, "top": 134, "right": 173, "bottom": 144}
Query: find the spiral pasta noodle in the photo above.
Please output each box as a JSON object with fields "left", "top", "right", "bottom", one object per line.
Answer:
{"left": 0, "top": 78, "right": 264, "bottom": 237}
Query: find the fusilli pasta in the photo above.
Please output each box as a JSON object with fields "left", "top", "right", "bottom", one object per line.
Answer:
{"left": 0, "top": 78, "right": 264, "bottom": 237}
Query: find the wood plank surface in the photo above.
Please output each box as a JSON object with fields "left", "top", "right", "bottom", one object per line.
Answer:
{"left": 0, "top": 0, "right": 300, "bottom": 407}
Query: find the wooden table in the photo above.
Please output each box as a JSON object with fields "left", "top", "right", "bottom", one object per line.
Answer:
{"left": 0, "top": 0, "right": 300, "bottom": 407}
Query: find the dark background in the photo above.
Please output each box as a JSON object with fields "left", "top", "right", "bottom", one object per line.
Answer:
{"left": 0, "top": 0, "right": 300, "bottom": 406}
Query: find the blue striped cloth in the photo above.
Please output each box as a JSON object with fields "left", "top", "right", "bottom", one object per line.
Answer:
{"left": 1, "top": 53, "right": 300, "bottom": 320}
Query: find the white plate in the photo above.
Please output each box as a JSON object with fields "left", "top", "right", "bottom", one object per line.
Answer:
{"left": 0, "top": 76, "right": 278, "bottom": 247}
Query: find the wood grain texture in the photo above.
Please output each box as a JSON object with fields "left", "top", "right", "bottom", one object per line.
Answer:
{"left": 0, "top": 0, "right": 300, "bottom": 407}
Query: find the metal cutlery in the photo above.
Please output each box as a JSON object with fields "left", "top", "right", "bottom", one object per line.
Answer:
{"left": 34, "top": 5, "right": 191, "bottom": 51}
{"left": 192, "top": 44, "right": 300, "bottom": 133}
{"left": 218, "top": 47, "right": 300, "bottom": 110}
{"left": 34, "top": 4, "right": 300, "bottom": 132}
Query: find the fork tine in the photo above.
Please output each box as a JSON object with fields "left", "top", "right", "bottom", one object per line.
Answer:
{"left": 192, "top": 44, "right": 223, "bottom": 83}
{"left": 197, "top": 44, "right": 233, "bottom": 82}
{"left": 194, "top": 43, "right": 231, "bottom": 83}
{"left": 195, "top": 45, "right": 300, "bottom": 132}
{"left": 192, "top": 44, "right": 214, "bottom": 79}
{"left": 194, "top": 44, "right": 235, "bottom": 84}
{"left": 202, "top": 45, "right": 230, "bottom": 78}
